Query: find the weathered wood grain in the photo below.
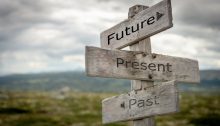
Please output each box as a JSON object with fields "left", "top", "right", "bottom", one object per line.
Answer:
{"left": 130, "top": 36, "right": 155, "bottom": 126}
{"left": 129, "top": 5, "right": 155, "bottom": 126}
{"left": 102, "top": 80, "right": 179, "bottom": 124}
{"left": 100, "top": 0, "right": 173, "bottom": 50}
{"left": 130, "top": 38, "right": 152, "bottom": 91}
{"left": 85, "top": 46, "right": 200, "bottom": 83}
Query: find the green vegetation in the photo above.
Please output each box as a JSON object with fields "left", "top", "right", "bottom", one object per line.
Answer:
{"left": 0, "top": 91, "right": 128, "bottom": 126}
{"left": 0, "top": 70, "right": 219, "bottom": 126}
{"left": 0, "top": 91, "right": 219, "bottom": 126}
{"left": 156, "top": 92, "right": 220, "bottom": 126}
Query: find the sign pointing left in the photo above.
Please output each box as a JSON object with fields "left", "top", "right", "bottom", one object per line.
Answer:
{"left": 102, "top": 80, "right": 179, "bottom": 124}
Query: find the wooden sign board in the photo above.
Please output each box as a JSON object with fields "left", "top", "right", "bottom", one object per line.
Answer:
{"left": 86, "top": 46, "right": 200, "bottom": 83}
{"left": 102, "top": 80, "right": 179, "bottom": 124}
{"left": 100, "top": 0, "right": 173, "bottom": 50}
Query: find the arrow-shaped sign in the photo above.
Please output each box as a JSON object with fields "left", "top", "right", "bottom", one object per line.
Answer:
{"left": 100, "top": 0, "right": 173, "bottom": 50}
{"left": 102, "top": 80, "right": 179, "bottom": 124}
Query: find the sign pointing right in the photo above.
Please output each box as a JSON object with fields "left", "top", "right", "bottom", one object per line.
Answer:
{"left": 156, "top": 12, "right": 164, "bottom": 20}
{"left": 100, "top": 0, "right": 173, "bottom": 50}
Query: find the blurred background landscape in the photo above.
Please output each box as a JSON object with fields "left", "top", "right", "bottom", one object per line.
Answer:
{"left": 0, "top": 70, "right": 219, "bottom": 126}
{"left": 0, "top": 0, "right": 220, "bottom": 126}
{"left": 0, "top": 70, "right": 220, "bottom": 93}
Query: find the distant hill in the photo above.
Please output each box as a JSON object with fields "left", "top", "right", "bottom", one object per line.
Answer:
{"left": 179, "top": 70, "right": 220, "bottom": 92}
{"left": 0, "top": 70, "right": 219, "bottom": 93}
{"left": 0, "top": 71, "right": 130, "bottom": 92}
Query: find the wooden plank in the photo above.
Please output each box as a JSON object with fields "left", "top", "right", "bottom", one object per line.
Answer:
{"left": 130, "top": 37, "right": 155, "bottom": 126}
{"left": 85, "top": 46, "right": 200, "bottom": 83}
{"left": 102, "top": 80, "right": 179, "bottom": 124}
{"left": 100, "top": 0, "right": 173, "bottom": 50}
{"left": 128, "top": 5, "right": 155, "bottom": 126}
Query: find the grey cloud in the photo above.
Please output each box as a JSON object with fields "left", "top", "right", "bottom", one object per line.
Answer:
{"left": 97, "top": 0, "right": 156, "bottom": 6}
{"left": 0, "top": 0, "right": 52, "bottom": 27}
{"left": 167, "top": 24, "right": 219, "bottom": 45}
{"left": 44, "top": 49, "right": 84, "bottom": 59}
{"left": 168, "top": 0, "right": 220, "bottom": 59}
{"left": 0, "top": 0, "right": 60, "bottom": 43}
{"left": 98, "top": 0, "right": 220, "bottom": 30}
{"left": 0, "top": 0, "right": 220, "bottom": 75}
{"left": 172, "top": 0, "right": 220, "bottom": 30}
{"left": 206, "top": 43, "right": 220, "bottom": 54}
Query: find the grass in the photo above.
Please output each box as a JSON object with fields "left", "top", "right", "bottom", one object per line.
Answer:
{"left": 156, "top": 92, "right": 220, "bottom": 126}
{"left": 0, "top": 91, "right": 219, "bottom": 126}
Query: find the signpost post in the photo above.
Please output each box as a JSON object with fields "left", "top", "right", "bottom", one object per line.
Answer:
{"left": 129, "top": 6, "right": 156, "bottom": 126}
{"left": 85, "top": 0, "right": 200, "bottom": 126}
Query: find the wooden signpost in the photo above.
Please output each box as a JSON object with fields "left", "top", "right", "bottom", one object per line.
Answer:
{"left": 100, "top": 0, "right": 172, "bottom": 50}
{"left": 102, "top": 80, "right": 179, "bottom": 124}
{"left": 85, "top": 0, "right": 200, "bottom": 125}
{"left": 86, "top": 46, "right": 200, "bottom": 83}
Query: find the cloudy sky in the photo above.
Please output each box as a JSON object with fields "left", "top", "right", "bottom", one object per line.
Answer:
{"left": 0, "top": 0, "right": 219, "bottom": 76}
